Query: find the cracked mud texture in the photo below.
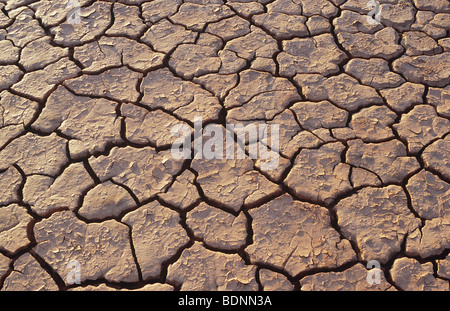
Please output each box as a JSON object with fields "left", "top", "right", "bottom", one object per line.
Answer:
{"left": 0, "top": 0, "right": 448, "bottom": 292}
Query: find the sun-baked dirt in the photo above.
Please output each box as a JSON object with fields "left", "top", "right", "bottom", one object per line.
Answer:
{"left": 0, "top": 0, "right": 449, "bottom": 291}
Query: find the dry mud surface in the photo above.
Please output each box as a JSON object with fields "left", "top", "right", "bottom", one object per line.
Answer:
{"left": 0, "top": 0, "right": 449, "bottom": 291}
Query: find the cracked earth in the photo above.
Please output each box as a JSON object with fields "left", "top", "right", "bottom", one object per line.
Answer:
{"left": 0, "top": 0, "right": 449, "bottom": 292}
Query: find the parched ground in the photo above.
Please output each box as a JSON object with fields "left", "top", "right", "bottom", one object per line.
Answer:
{"left": 0, "top": 0, "right": 449, "bottom": 291}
